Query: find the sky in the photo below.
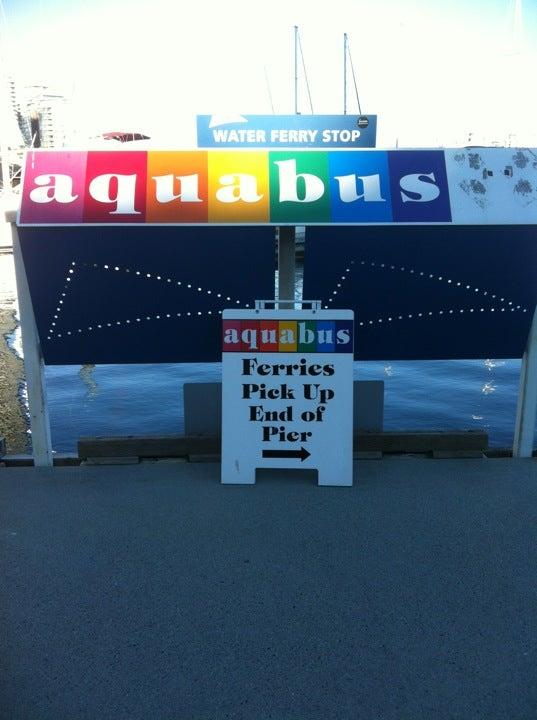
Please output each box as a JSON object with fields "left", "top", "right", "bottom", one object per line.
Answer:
{"left": 1, "top": 0, "right": 536, "bottom": 147}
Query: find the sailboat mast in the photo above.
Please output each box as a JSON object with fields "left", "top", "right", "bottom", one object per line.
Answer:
{"left": 0, "top": 0, "right": 12, "bottom": 195}
{"left": 294, "top": 25, "right": 299, "bottom": 114}
{"left": 343, "top": 33, "right": 348, "bottom": 115}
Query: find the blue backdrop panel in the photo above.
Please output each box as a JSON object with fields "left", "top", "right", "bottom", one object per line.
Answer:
{"left": 19, "top": 226, "right": 275, "bottom": 364}
{"left": 303, "top": 226, "right": 537, "bottom": 360}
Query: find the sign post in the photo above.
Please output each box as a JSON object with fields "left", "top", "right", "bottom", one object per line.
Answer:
{"left": 9, "top": 216, "right": 53, "bottom": 466}
{"left": 221, "top": 302, "right": 354, "bottom": 486}
{"left": 513, "top": 305, "right": 537, "bottom": 458}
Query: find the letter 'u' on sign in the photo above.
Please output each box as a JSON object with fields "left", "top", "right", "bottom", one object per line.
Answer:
{"left": 146, "top": 151, "right": 208, "bottom": 222}
{"left": 208, "top": 151, "right": 270, "bottom": 223}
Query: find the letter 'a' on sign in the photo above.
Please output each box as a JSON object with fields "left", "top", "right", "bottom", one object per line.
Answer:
{"left": 221, "top": 307, "right": 354, "bottom": 486}
{"left": 19, "top": 151, "right": 88, "bottom": 224}
{"left": 208, "top": 151, "right": 270, "bottom": 223}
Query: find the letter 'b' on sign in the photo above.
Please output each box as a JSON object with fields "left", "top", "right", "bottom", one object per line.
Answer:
{"left": 269, "top": 152, "right": 331, "bottom": 224}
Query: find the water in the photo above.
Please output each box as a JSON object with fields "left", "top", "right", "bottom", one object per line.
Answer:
{"left": 360, "top": 358, "right": 521, "bottom": 444}
{"left": 0, "top": 250, "right": 531, "bottom": 454}
{"left": 44, "top": 357, "right": 523, "bottom": 452}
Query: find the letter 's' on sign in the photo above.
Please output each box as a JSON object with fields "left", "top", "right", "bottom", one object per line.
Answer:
{"left": 399, "top": 173, "right": 440, "bottom": 203}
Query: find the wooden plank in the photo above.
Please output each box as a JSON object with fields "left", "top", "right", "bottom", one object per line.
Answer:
{"left": 83, "top": 456, "right": 139, "bottom": 466}
{"left": 356, "top": 431, "right": 488, "bottom": 453}
{"left": 78, "top": 431, "right": 487, "bottom": 459}
{"left": 0, "top": 454, "right": 34, "bottom": 466}
{"left": 432, "top": 450, "right": 485, "bottom": 459}
{"left": 485, "top": 448, "right": 514, "bottom": 458}
{"left": 78, "top": 435, "right": 220, "bottom": 459}
{"left": 353, "top": 451, "right": 383, "bottom": 459}
{"left": 188, "top": 454, "right": 220, "bottom": 463}
{"left": 1, "top": 454, "right": 81, "bottom": 466}
{"left": 53, "top": 454, "right": 82, "bottom": 466}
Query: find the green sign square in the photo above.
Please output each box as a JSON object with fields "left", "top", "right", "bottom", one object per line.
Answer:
{"left": 269, "top": 151, "right": 330, "bottom": 223}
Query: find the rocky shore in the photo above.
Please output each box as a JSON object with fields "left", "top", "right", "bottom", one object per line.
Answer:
{"left": 0, "top": 252, "right": 28, "bottom": 454}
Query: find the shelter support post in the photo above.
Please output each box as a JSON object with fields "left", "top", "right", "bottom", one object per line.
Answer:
{"left": 513, "top": 306, "right": 537, "bottom": 458}
{"left": 10, "top": 219, "right": 53, "bottom": 466}
{"left": 277, "top": 226, "right": 296, "bottom": 309}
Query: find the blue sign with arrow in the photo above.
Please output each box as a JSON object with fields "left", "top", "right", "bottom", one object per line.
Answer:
{"left": 197, "top": 114, "right": 377, "bottom": 148}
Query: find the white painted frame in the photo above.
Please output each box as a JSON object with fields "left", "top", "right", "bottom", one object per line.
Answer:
{"left": 7, "top": 212, "right": 53, "bottom": 466}
{"left": 513, "top": 306, "right": 537, "bottom": 458}
{"left": 221, "top": 306, "right": 354, "bottom": 486}
{"left": 5, "top": 211, "right": 536, "bottom": 463}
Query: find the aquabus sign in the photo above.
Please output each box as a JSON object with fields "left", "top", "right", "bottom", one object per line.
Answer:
{"left": 221, "top": 308, "right": 355, "bottom": 486}
{"left": 19, "top": 149, "right": 455, "bottom": 225}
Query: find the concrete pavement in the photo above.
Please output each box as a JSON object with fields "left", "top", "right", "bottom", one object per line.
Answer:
{"left": 1, "top": 458, "right": 537, "bottom": 719}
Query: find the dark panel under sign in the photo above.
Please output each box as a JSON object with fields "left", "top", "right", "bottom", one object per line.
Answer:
{"left": 303, "top": 226, "right": 537, "bottom": 360}
{"left": 19, "top": 226, "right": 275, "bottom": 364}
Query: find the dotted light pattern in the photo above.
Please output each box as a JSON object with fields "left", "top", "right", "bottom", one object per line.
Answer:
{"left": 46, "top": 261, "right": 248, "bottom": 341}
{"left": 324, "top": 259, "right": 528, "bottom": 325}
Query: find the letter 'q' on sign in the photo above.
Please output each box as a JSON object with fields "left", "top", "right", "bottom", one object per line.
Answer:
{"left": 18, "top": 148, "right": 537, "bottom": 226}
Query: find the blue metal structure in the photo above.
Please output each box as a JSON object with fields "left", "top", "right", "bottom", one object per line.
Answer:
{"left": 303, "top": 225, "right": 537, "bottom": 360}
{"left": 18, "top": 226, "right": 276, "bottom": 364}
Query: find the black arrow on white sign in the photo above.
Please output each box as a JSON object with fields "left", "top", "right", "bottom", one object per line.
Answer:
{"left": 262, "top": 447, "right": 311, "bottom": 462}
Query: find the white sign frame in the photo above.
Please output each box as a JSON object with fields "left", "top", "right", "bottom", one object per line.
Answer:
{"left": 221, "top": 306, "right": 354, "bottom": 486}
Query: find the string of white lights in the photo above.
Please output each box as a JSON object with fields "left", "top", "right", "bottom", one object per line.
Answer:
{"left": 324, "top": 259, "right": 525, "bottom": 314}
{"left": 46, "top": 260, "right": 244, "bottom": 341}
{"left": 355, "top": 305, "right": 527, "bottom": 328}
{"left": 47, "top": 308, "right": 228, "bottom": 340}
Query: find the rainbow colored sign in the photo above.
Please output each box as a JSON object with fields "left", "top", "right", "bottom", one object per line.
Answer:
{"left": 222, "top": 319, "right": 354, "bottom": 353}
{"left": 18, "top": 149, "right": 457, "bottom": 226}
